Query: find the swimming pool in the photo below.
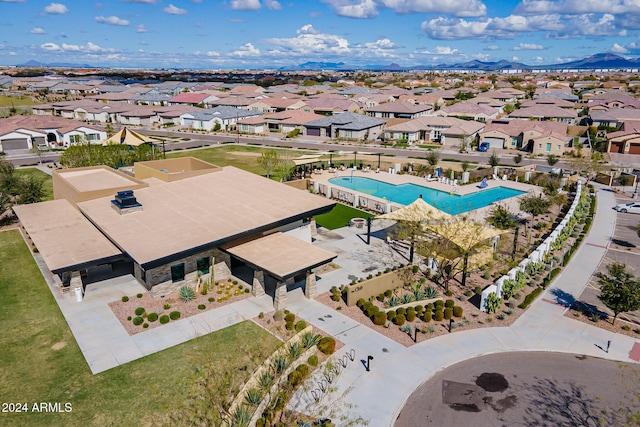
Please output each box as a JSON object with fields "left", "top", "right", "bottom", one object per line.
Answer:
{"left": 328, "top": 176, "right": 525, "bottom": 215}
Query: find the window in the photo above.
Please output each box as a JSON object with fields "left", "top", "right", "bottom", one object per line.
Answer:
{"left": 538, "top": 143, "right": 542, "bottom": 150}
{"left": 241, "top": 124, "right": 249, "bottom": 132}
{"left": 343, "top": 130, "right": 352, "bottom": 138}
{"left": 170, "top": 263, "right": 185, "bottom": 283}
{"left": 196, "top": 257, "right": 210, "bottom": 275}
{"left": 511, "top": 137, "right": 518, "bottom": 147}
{"left": 546, "top": 143, "right": 551, "bottom": 152}
{"left": 557, "top": 145, "right": 561, "bottom": 151}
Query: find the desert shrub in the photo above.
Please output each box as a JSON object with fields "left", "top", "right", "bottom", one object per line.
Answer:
{"left": 384, "top": 289, "right": 392, "bottom": 298}
{"left": 308, "top": 354, "right": 319, "bottom": 366}
{"left": 365, "top": 305, "right": 379, "bottom": 317}
{"left": 121, "top": 296, "right": 129, "bottom": 302}
{"left": 159, "top": 315, "right": 170, "bottom": 324}
{"left": 396, "top": 307, "right": 406, "bottom": 316}
{"left": 406, "top": 310, "right": 416, "bottom": 322}
{"left": 415, "top": 304, "right": 424, "bottom": 313}
{"left": 518, "top": 288, "right": 543, "bottom": 309}
{"left": 296, "top": 363, "right": 309, "bottom": 377}
{"left": 393, "top": 314, "right": 406, "bottom": 326}
{"left": 245, "top": 389, "right": 263, "bottom": 406}
{"left": 136, "top": 293, "right": 143, "bottom": 298}
{"left": 197, "top": 304, "right": 205, "bottom": 310}
{"left": 356, "top": 298, "right": 366, "bottom": 308}
{"left": 127, "top": 316, "right": 131, "bottom": 321}
{"left": 373, "top": 311, "right": 387, "bottom": 325}
{"left": 289, "top": 342, "right": 302, "bottom": 360}
{"left": 134, "top": 307, "right": 145, "bottom": 316}
{"left": 142, "top": 323, "right": 149, "bottom": 329}
{"left": 444, "top": 308, "right": 453, "bottom": 320}
{"left": 434, "top": 300, "right": 444, "bottom": 310}
{"left": 163, "top": 303, "right": 170, "bottom": 310}
{"left": 318, "top": 337, "right": 336, "bottom": 355}
{"left": 295, "top": 320, "right": 307, "bottom": 332}
{"left": 445, "top": 299, "right": 455, "bottom": 308}
{"left": 273, "top": 310, "right": 284, "bottom": 321}
{"left": 434, "top": 311, "right": 444, "bottom": 321}
{"left": 132, "top": 316, "right": 144, "bottom": 326}
{"left": 423, "top": 311, "right": 432, "bottom": 322}
{"left": 258, "top": 312, "right": 264, "bottom": 319}
{"left": 426, "top": 303, "right": 434, "bottom": 311}
{"left": 285, "top": 321, "right": 294, "bottom": 330}
{"left": 508, "top": 300, "right": 517, "bottom": 309}
{"left": 453, "top": 306, "right": 463, "bottom": 318}
{"left": 169, "top": 311, "right": 181, "bottom": 320}
{"left": 386, "top": 309, "right": 396, "bottom": 319}
{"left": 288, "top": 371, "right": 303, "bottom": 387}
{"left": 147, "top": 312, "right": 158, "bottom": 322}
{"left": 474, "top": 286, "right": 483, "bottom": 295}
{"left": 376, "top": 294, "right": 384, "bottom": 302}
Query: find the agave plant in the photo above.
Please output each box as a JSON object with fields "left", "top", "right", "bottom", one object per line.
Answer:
{"left": 414, "top": 290, "right": 424, "bottom": 301}
{"left": 401, "top": 293, "right": 414, "bottom": 304}
{"left": 179, "top": 285, "right": 196, "bottom": 302}
{"left": 244, "top": 389, "right": 263, "bottom": 406}
{"left": 257, "top": 371, "right": 274, "bottom": 390}
{"left": 288, "top": 342, "right": 302, "bottom": 360}
{"left": 410, "top": 282, "right": 422, "bottom": 297}
{"left": 388, "top": 295, "right": 400, "bottom": 307}
{"left": 300, "top": 332, "right": 321, "bottom": 349}
{"left": 425, "top": 286, "right": 437, "bottom": 299}
{"left": 272, "top": 356, "right": 288, "bottom": 374}
{"left": 229, "top": 406, "right": 252, "bottom": 427}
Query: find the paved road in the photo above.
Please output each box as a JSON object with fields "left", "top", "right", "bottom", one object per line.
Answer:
{"left": 395, "top": 351, "right": 640, "bottom": 427}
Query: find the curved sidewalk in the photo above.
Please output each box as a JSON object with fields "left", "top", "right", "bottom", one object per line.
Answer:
{"left": 288, "top": 186, "right": 639, "bottom": 426}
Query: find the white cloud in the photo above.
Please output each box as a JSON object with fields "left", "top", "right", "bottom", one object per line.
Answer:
{"left": 511, "top": 42, "right": 544, "bottom": 50}
{"left": 164, "top": 4, "right": 187, "bottom": 14}
{"left": 484, "top": 45, "right": 500, "bottom": 50}
{"left": 265, "top": 25, "right": 351, "bottom": 56}
{"left": 43, "top": 3, "right": 68, "bottom": 14}
{"left": 206, "top": 51, "right": 220, "bottom": 57}
{"left": 610, "top": 42, "right": 628, "bottom": 53}
{"left": 229, "top": 42, "right": 261, "bottom": 57}
{"left": 95, "top": 16, "right": 130, "bottom": 26}
{"left": 30, "top": 27, "right": 47, "bottom": 34}
{"left": 423, "top": 46, "right": 459, "bottom": 54}
{"left": 121, "top": 0, "right": 156, "bottom": 3}
{"left": 41, "top": 42, "right": 61, "bottom": 51}
{"left": 136, "top": 24, "right": 148, "bottom": 33}
{"left": 534, "top": 56, "right": 543, "bottom": 62}
{"left": 231, "top": 0, "right": 261, "bottom": 10}
{"left": 264, "top": 0, "right": 282, "bottom": 10}
{"left": 511, "top": 56, "right": 519, "bottom": 61}
{"left": 515, "top": 0, "right": 640, "bottom": 15}
{"left": 321, "top": 0, "right": 487, "bottom": 18}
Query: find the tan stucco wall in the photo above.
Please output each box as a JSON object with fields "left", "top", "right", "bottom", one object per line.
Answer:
{"left": 134, "top": 157, "right": 221, "bottom": 182}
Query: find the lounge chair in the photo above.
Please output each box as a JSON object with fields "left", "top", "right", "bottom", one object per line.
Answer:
{"left": 425, "top": 174, "right": 431, "bottom": 181}
{"left": 502, "top": 175, "right": 508, "bottom": 181}
{"left": 492, "top": 174, "right": 499, "bottom": 180}
{"left": 453, "top": 179, "right": 458, "bottom": 186}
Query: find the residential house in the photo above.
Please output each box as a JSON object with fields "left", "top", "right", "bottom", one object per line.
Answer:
{"left": 590, "top": 108, "right": 640, "bottom": 128}
{"left": 168, "top": 92, "right": 220, "bottom": 108}
{"left": 303, "top": 112, "right": 385, "bottom": 140}
{"left": 436, "top": 102, "right": 499, "bottom": 122}
{"left": 383, "top": 116, "right": 484, "bottom": 146}
{"left": 365, "top": 101, "right": 432, "bottom": 120}
{"left": 180, "top": 106, "right": 262, "bottom": 131}
{"left": 0, "top": 115, "right": 105, "bottom": 152}
{"left": 262, "top": 111, "right": 325, "bottom": 134}
{"left": 607, "top": 126, "right": 640, "bottom": 155}
{"left": 305, "top": 98, "right": 362, "bottom": 115}
{"left": 507, "top": 105, "right": 577, "bottom": 124}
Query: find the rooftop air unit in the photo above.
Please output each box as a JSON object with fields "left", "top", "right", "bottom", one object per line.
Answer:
{"left": 111, "top": 190, "right": 142, "bottom": 215}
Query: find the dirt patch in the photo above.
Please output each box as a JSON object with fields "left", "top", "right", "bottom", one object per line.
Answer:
{"left": 564, "top": 308, "right": 640, "bottom": 340}
{"left": 51, "top": 341, "right": 66, "bottom": 351}
{"left": 475, "top": 372, "right": 509, "bottom": 392}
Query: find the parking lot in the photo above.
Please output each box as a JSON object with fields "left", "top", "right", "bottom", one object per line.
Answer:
{"left": 576, "top": 192, "right": 640, "bottom": 325}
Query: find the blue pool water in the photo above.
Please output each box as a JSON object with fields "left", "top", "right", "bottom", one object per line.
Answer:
{"left": 328, "top": 176, "right": 525, "bottom": 215}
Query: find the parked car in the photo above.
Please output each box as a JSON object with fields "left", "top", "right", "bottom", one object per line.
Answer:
{"left": 477, "top": 142, "right": 490, "bottom": 152}
{"left": 614, "top": 202, "right": 640, "bottom": 214}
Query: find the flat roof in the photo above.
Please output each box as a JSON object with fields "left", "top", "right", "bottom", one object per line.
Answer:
{"left": 13, "top": 199, "right": 122, "bottom": 273}
{"left": 225, "top": 232, "right": 336, "bottom": 280}
{"left": 77, "top": 166, "right": 335, "bottom": 267}
{"left": 57, "top": 168, "right": 143, "bottom": 193}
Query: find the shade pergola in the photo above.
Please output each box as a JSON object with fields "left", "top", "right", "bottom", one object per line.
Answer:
{"left": 376, "top": 197, "right": 451, "bottom": 223}
{"left": 292, "top": 154, "right": 326, "bottom": 166}
{"left": 102, "top": 127, "right": 160, "bottom": 147}
{"left": 424, "top": 219, "right": 504, "bottom": 251}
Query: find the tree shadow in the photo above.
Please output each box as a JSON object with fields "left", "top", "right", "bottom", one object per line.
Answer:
{"left": 611, "top": 238, "right": 636, "bottom": 248}
{"left": 507, "top": 377, "right": 604, "bottom": 427}
{"left": 550, "top": 288, "right": 576, "bottom": 308}
{"left": 571, "top": 300, "right": 610, "bottom": 322}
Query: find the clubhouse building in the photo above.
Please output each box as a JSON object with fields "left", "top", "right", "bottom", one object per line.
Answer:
{"left": 14, "top": 158, "right": 337, "bottom": 309}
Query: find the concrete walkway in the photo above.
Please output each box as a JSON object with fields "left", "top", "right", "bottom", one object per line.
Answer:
{"left": 287, "top": 186, "right": 640, "bottom": 426}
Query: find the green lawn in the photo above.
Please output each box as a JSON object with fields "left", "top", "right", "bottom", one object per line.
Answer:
{"left": 168, "top": 145, "right": 311, "bottom": 180}
{"left": 314, "top": 203, "right": 375, "bottom": 230}
{"left": 0, "top": 230, "right": 280, "bottom": 427}
{"left": 14, "top": 168, "right": 54, "bottom": 201}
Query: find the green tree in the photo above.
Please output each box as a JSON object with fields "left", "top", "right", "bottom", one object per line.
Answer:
{"left": 619, "top": 174, "right": 630, "bottom": 193}
{"left": 514, "top": 153, "right": 523, "bottom": 165}
{"left": 461, "top": 160, "right": 470, "bottom": 172}
{"left": 519, "top": 194, "right": 551, "bottom": 235}
{"left": 547, "top": 154, "right": 559, "bottom": 166}
{"left": 425, "top": 150, "right": 440, "bottom": 167}
{"left": 16, "top": 174, "right": 45, "bottom": 204}
{"left": 257, "top": 149, "right": 280, "bottom": 179}
{"left": 596, "top": 262, "right": 640, "bottom": 326}
{"left": 488, "top": 152, "right": 500, "bottom": 168}
{"left": 486, "top": 204, "right": 517, "bottom": 230}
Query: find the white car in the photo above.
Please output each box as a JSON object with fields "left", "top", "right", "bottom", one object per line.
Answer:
{"left": 614, "top": 202, "right": 640, "bottom": 214}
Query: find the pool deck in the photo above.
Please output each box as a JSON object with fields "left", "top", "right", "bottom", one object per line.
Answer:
{"left": 310, "top": 168, "right": 542, "bottom": 218}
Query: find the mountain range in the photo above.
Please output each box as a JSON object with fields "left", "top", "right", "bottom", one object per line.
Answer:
{"left": 15, "top": 53, "right": 640, "bottom": 72}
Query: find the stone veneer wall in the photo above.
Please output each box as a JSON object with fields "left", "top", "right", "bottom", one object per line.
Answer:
{"left": 139, "top": 249, "right": 216, "bottom": 290}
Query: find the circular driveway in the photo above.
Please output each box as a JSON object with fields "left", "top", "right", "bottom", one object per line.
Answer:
{"left": 395, "top": 352, "right": 640, "bottom": 427}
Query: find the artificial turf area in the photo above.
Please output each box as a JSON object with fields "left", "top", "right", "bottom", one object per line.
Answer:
{"left": 0, "top": 229, "right": 280, "bottom": 427}
{"left": 314, "top": 203, "right": 374, "bottom": 230}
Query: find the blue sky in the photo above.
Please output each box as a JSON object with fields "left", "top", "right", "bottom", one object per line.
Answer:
{"left": 0, "top": 0, "right": 638, "bottom": 69}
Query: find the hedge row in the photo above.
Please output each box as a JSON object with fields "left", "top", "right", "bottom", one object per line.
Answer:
{"left": 518, "top": 288, "right": 543, "bottom": 309}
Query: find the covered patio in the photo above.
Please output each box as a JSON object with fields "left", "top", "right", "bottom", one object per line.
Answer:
{"left": 224, "top": 232, "right": 337, "bottom": 310}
